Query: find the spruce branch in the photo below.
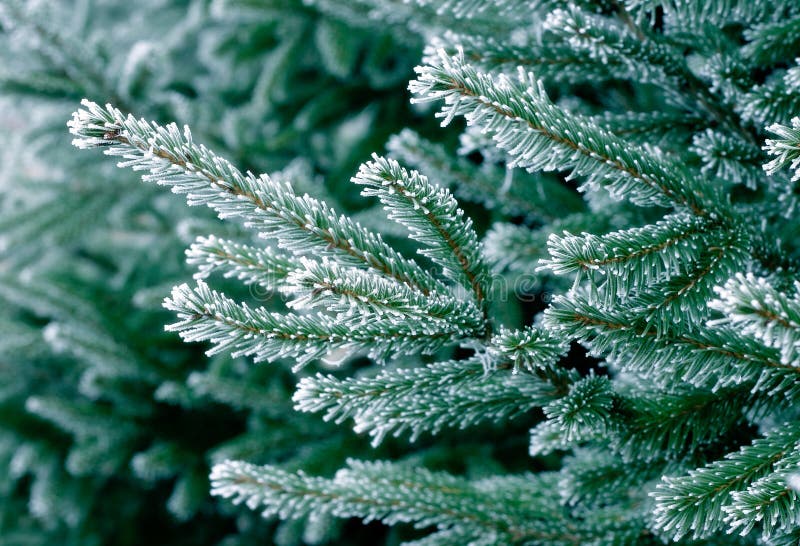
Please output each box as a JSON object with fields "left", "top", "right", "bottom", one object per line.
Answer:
{"left": 307, "top": 0, "right": 535, "bottom": 39}
{"left": 43, "top": 321, "right": 158, "bottom": 382}
{"left": 652, "top": 427, "right": 800, "bottom": 541}
{"left": 740, "top": 76, "right": 800, "bottom": 128}
{"left": 484, "top": 223, "right": 549, "bottom": 274}
{"left": 187, "top": 235, "right": 296, "bottom": 290}
{"left": 409, "top": 48, "right": 720, "bottom": 214}
{"left": 163, "top": 281, "right": 463, "bottom": 370}
{"left": 541, "top": 212, "right": 717, "bottom": 296}
{"left": 210, "top": 459, "right": 587, "bottom": 545}
{"left": 742, "top": 14, "right": 800, "bottom": 69}
{"left": 68, "top": 100, "right": 440, "bottom": 295}
{"left": 0, "top": 0, "right": 124, "bottom": 106}
{"left": 608, "top": 1, "right": 761, "bottom": 145}
{"left": 543, "top": 289, "right": 800, "bottom": 400}
{"left": 293, "top": 357, "right": 567, "bottom": 446}
{"left": 628, "top": 0, "right": 776, "bottom": 31}
{"left": 559, "top": 448, "right": 662, "bottom": 510}
{"left": 724, "top": 447, "right": 800, "bottom": 539}
{"left": 612, "top": 385, "right": 748, "bottom": 463}
{"left": 433, "top": 32, "right": 632, "bottom": 85}
{"left": 25, "top": 396, "right": 137, "bottom": 442}
{"left": 709, "top": 273, "right": 800, "bottom": 367}
{"left": 764, "top": 117, "right": 800, "bottom": 181}
{"left": 352, "top": 155, "right": 490, "bottom": 313}
{"left": 282, "top": 257, "right": 485, "bottom": 336}
{"left": 540, "top": 374, "right": 614, "bottom": 445}
{"left": 544, "top": 6, "right": 681, "bottom": 85}
{"left": 593, "top": 110, "right": 706, "bottom": 150}
{"left": 487, "top": 325, "right": 568, "bottom": 375}
{"left": 552, "top": 3, "right": 757, "bottom": 148}
{"left": 545, "top": 221, "right": 751, "bottom": 336}
{"left": 691, "top": 129, "right": 764, "bottom": 190}
{"left": 625, "top": 230, "right": 750, "bottom": 336}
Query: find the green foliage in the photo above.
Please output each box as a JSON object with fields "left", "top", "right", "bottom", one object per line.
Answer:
{"left": 7, "top": 0, "right": 800, "bottom": 545}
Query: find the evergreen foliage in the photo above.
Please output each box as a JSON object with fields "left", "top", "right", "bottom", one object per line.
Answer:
{"left": 0, "top": 0, "right": 423, "bottom": 544}
{"left": 6, "top": 0, "right": 800, "bottom": 544}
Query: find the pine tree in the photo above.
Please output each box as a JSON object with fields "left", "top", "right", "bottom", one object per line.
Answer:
{"left": 9, "top": 0, "right": 800, "bottom": 544}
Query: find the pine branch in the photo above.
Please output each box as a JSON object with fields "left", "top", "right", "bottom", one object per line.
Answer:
{"left": 543, "top": 6, "right": 684, "bottom": 87}
{"left": 487, "top": 325, "right": 569, "bottom": 375}
{"left": 25, "top": 396, "right": 136, "bottom": 442}
{"left": 43, "top": 321, "right": 158, "bottom": 382}
{"left": 399, "top": 528, "right": 488, "bottom": 546}
{"left": 542, "top": 212, "right": 718, "bottom": 297}
{"left": 352, "top": 155, "right": 489, "bottom": 315}
{"left": 691, "top": 129, "right": 764, "bottom": 190}
{"left": 293, "top": 357, "right": 566, "bottom": 446}
{"left": 308, "top": 0, "right": 538, "bottom": 38}
{"left": 724, "top": 446, "right": 800, "bottom": 539}
{"left": 560, "top": 448, "right": 662, "bottom": 509}
{"left": 543, "top": 289, "right": 800, "bottom": 401}
{"left": 542, "top": 375, "right": 614, "bottom": 445}
{"left": 595, "top": 110, "right": 704, "bottom": 145}
{"left": 764, "top": 117, "right": 800, "bottom": 181}
{"left": 432, "top": 32, "right": 633, "bottom": 85}
{"left": 740, "top": 75, "right": 800, "bottom": 128}
{"left": 629, "top": 0, "right": 777, "bottom": 31}
{"left": 652, "top": 427, "right": 800, "bottom": 541}
{"left": 186, "top": 370, "right": 291, "bottom": 415}
{"left": 131, "top": 442, "right": 188, "bottom": 482}
{"left": 529, "top": 375, "right": 614, "bottom": 456}
{"left": 0, "top": 273, "right": 99, "bottom": 324}
{"left": 742, "top": 14, "right": 800, "bottom": 69}
{"left": 410, "top": 48, "right": 721, "bottom": 214}
{"left": 545, "top": 219, "right": 751, "bottom": 337}
{"left": 0, "top": 0, "right": 122, "bottom": 105}
{"left": 709, "top": 273, "right": 800, "bottom": 367}
{"left": 623, "top": 230, "right": 750, "bottom": 335}
{"left": 210, "top": 459, "right": 587, "bottom": 545}
{"left": 68, "top": 100, "right": 441, "bottom": 296}
{"left": 483, "top": 223, "right": 549, "bottom": 274}
{"left": 282, "top": 257, "right": 485, "bottom": 335}
{"left": 596, "top": 2, "right": 761, "bottom": 145}
{"left": 612, "top": 385, "right": 749, "bottom": 463}
{"left": 187, "top": 235, "right": 296, "bottom": 290}
{"left": 164, "top": 281, "right": 466, "bottom": 369}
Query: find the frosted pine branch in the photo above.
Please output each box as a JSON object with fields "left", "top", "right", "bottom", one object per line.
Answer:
{"left": 623, "top": 230, "right": 750, "bottom": 336}
{"left": 387, "top": 129, "right": 584, "bottom": 222}
{"left": 353, "top": 155, "right": 489, "bottom": 311}
{"left": 293, "top": 357, "right": 567, "bottom": 446}
{"left": 541, "top": 213, "right": 719, "bottom": 299}
{"left": 544, "top": 289, "right": 800, "bottom": 400}
{"left": 543, "top": 6, "right": 682, "bottom": 88}
{"left": 409, "top": 48, "right": 722, "bottom": 214}
{"left": 709, "top": 273, "right": 800, "bottom": 367}
{"left": 652, "top": 427, "right": 800, "bottom": 540}
{"left": 724, "top": 446, "right": 800, "bottom": 539}
{"left": 210, "top": 458, "right": 588, "bottom": 544}
{"left": 188, "top": 235, "right": 296, "bottom": 290}
{"left": 487, "top": 325, "right": 568, "bottom": 374}
{"left": 541, "top": 375, "right": 613, "bottom": 445}
{"left": 764, "top": 117, "right": 800, "bottom": 181}
{"left": 164, "top": 281, "right": 462, "bottom": 369}
{"left": 68, "top": 100, "right": 440, "bottom": 295}
{"left": 283, "top": 257, "right": 485, "bottom": 336}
